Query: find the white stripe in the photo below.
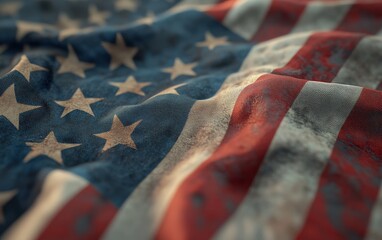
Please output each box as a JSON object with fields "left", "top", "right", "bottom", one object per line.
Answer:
{"left": 239, "top": 32, "right": 312, "bottom": 74}
{"left": 102, "top": 32, "right": 311, "bottom": 240}
{"left": 291, "top": 1, "right": 353, "bottom": 33}
{"left": 214, "top": 82, "right": 362, "bottom": 240}
{"left": 365, "top": 186, "right": 382, "bottom": 240}
{"left": 3, "top": 170, "right": 88, "bottom": 240}
{"left": 223, "top": 0, "right": 272, "bottom": 40}
{"left": 332, "top": 36, "right": 382, "bottom": 89}
{"left": 167, "top": 0, "right": 218, "bottom": 13}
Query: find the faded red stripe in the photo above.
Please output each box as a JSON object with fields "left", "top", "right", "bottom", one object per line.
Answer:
{"left": 251, "top": 0, "right": 306, "bottom": 43}
{"left": 336, "top": 2, "right": 382, "bottom": 34}
{"left": 296, "top": 88, "right": 382, "bottom": 240}
{"left": 273, "top": 31, "right": 364, "bottom": 82}
{"left": 205, "top": 0, "right": 238, "bottom": 22}
{"left": 37, "top": 185, "right": 117, "bottom": 240}
{"left": 154, "top": 74, "right": 306, "bottom": 240}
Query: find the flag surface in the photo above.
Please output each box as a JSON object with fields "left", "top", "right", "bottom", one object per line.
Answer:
{"left": 1, "top": 0, "right": 382, "bottom": 239}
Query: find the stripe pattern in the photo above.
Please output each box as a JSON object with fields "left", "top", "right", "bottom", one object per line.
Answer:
{"left": 215, "top": 81, "right": 362, "bottom": 240}
{"left": 2, "top": 0, "right": 382, "bottom": 239}
{"left": 103, "top": 32, "right": 311, "bottom": 240}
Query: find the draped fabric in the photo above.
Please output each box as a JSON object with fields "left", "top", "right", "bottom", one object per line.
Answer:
{"left": 1, "top": 0, "right": 382, "bottom": 239}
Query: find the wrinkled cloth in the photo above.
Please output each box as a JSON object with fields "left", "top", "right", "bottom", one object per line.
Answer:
{"left": 1, "top": 0, "right": 382, "bottom": 239}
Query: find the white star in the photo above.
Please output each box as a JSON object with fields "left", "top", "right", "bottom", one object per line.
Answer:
{"left": 162, "top": 58, "right": 197, "bottom": 80}
{"left": 57, "top": 45, "right": 94, "bottom": 78}
{"left": 11, "top": 55, "right": 48, "bottom": 82}
{"left": 102, "top": 33, "right": 138, "bottom": 70}
{"left": 115, "top": 0, "right": 138, "bottom": 11}
{"left": 55, "top": 89, "right": 103, "bottom": 117}
{"left": 147, "top": 82, "right": 187, "bottom": 101}
{"left": 88, "top": 5, "right": 110, "bottom": 25}
{"left": 0, "top": 2, "right": 21, "bottom": 16}
{"left": 57, "top": 13, "right": 81, "bottom": 30}
{"left": 95, "top": 115, "right": 141, "bottom": 151}
{"left": 16, "top": 21, "right": 53, "bottom": 41}
{"left": 110, "top": 76, "right": 151, "bottom": 96}
{"left": 0, "top": 84, "right": 41, "bottom": 129}
{"left": 196, "top": 32, "right": 229, "bottom": 50}
{"left": 24, "top": 132, "right": 81, "bottom": 164}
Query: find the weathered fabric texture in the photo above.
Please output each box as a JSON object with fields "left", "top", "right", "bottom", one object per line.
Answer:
{"left": 1, "top": 0, "right": 382, "bottom": 239}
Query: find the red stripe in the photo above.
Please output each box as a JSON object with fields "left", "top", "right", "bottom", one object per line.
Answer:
{"left": 154, "top": 74, "right": 306, "bottom": 240}
{"left": 273, "top": 31, "right": 364, "bottom": 82}
{"left": 296, "top": 88, "right": 382, "bottom": 240}
{"left": 336, "top": 2, "right": 382, "bottom": 34}
{"left": 37, "top": 185, "right": 117, "bottom": 240}
{"left": 251, "top": 0, "right": 306, "bottom": 43}
{"left": 205, "top": 0, "right": 238, "bottom": 22}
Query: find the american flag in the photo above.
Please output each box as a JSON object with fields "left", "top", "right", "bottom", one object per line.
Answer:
{"left": 1, "top": 0, "right": 382, "bottom": 239}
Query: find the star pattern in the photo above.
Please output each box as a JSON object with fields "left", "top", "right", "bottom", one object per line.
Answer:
{"left": 55, "top": 89, "right": 103, "bottom": 117}
{"left": 102, "top": 33, "right": 139, "bottom": 70}
{"left": 0, "top": 190, "right": 17, "bottom": 224}
{"left": 0, "top": 85, "right": 40, "bottom": 129}
{"left": 0, "top": 2, "right": 21, "bottom": 16}
{"left": 197, "top": 32, "right": 229, "bottom": 50}
{"left": 157, "top": 82, "right": 187, "bottom": 96}
{"left": 57, "top": 45, "right": 95, "bottom": 78}
{"left": 88, "top": 5, "right": 110, "bottom": 25}
{"left": 11, "top": 55, "right": 48, "bottom": 82}
{"left": 110, "top": 76, "right": 151, "bottom": 96}
{"left": 162, "top": 58, "right": 197, "bottom": 80}
{"left": 57, "top": 13, "right": 81, "bottom": 30}
{"left": 16, "top": 21, "right": 52, "bottom": 41}
{"left": 95, "top": 115, "right": 141, "bottom": 152}
{"left": 147, "top": 82, "right": 187, "bottom": 101}
{"left": 0, "top": 1, "right": 250, "bottom": 231}
{"left": 115, "top": 0, "right": 138, "bottom": 11}
{"left": 24, "top": 131, "right": 81, "bottom": 164}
